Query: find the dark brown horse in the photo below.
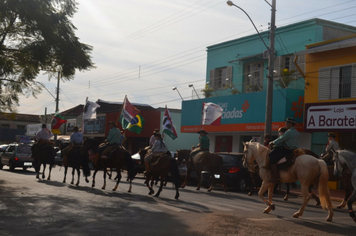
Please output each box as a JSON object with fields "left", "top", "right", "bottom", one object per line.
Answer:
{"left": 31, "top": 141, "right": 56, "bottom": 180}
{"left": 83, "top": 139, "right": 135, "bottom": 192}
{"left": 59, "top": 141, "right": 91, "bottom": 186}
{"left": 177, "top": 149, "right": 227, "bottom": 192}
{"left": 139, "top": 148, "right": 180, "bottom": 199}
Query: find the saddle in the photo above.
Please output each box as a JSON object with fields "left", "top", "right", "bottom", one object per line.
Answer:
{"left": 276, "top": 148, "right": 305, "bottom": 170}
{"left": 102, "top": 144, "right": 122, "bottom": 159}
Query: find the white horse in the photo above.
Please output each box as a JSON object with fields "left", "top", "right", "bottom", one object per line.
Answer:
{"left": 333, "top": 149, "right": 356, "bottom": 223}
{"left": 242, "top": 141, "right": 333, "bottom": 221}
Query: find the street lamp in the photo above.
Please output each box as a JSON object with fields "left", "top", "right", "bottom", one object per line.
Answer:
{"left": 227, "top": 0, "right": 276, "bottom": 137}
{"left": 172, "top": 87, "right": 184, "bottom": 100}
{"left": 189, "top": 84, "right": 200, "bottom": 99}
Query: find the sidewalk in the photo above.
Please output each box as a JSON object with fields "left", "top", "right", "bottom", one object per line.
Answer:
{"left": 283, "top": 186, "right": 345, "bottom": 202}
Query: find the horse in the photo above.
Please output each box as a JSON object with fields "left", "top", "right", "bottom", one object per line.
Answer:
{"left": 82, "top": 138, "right": 134, "bottom": 192}
{"left": 242, "top": 141, "right": 333, "bottom": 221}
{"left": 177, "top": 149, "right": 227, "bottom": 192}
{"left": 139, "top": 148, "right": 180, "bottom": 199}
{"left": 59, "top": 141, "right": 91, "bottom": 186}
{"left": 333, "top": 149, "right": 356, "bottom": 223}
{"left": 31, "top": 141, "right": 56, "bottom": 180}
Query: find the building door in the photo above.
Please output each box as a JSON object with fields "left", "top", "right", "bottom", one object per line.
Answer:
{"left": 215, "top": 136, "right": 232, "bottom": 152}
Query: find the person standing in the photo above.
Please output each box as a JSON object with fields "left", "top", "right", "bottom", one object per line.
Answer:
{"left": 268, "top": 118, "right": 299, "bottom": 183}
{"left": 322, "top": 132, "right": 339, "bottom": 164}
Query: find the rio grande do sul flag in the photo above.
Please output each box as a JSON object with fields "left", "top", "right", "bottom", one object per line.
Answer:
{"left": 51, "top": 113, "right": 67, "bottom": 134}
{"left": 119, "top": 96, "right": 140, "bottom": 129}
{"left": 202, "top": 102, "right": 223, "bottom": 126}
{"left": 162, "top": 106, "right": 178, "bottom": 140}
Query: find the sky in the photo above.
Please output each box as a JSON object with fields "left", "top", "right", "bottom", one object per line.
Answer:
{"left": 17, "top": 0, "right": 356, "bottom": 115}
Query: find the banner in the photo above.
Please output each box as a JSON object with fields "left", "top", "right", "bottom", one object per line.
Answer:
{"left": 202, "top": 102, "right": 223, "bottom": 126}
{"left": 119, "top": 96, "right": 140, "bottom": 129}
{"left": 51, "top": 113, "right": 67, "bottom": 134}
{"left": 83, "top": 100, "right": 100, "bottom": 120}
{"left": 162, "top": 106, "right": 178, "bottom": 140}
{"left": 127, "top": 114, "right": 145, "bottom": 134}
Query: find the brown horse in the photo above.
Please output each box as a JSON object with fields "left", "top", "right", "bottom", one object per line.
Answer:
{"left": 281, "top": 149, "right": 352, "bottom": 209}
{"left": 59, "top": 141, "right": 91, "bottom": 186}
{"left": 139, "top": 148, "right": 180, "bottom": 199}
{"left": 177, "top": 149, "right": 227, "bottom": 192}
{"left": 83, "top": 139, "right": 135, "bottom": 192}
{"left": 31, "top": 141, "right": 56, "bottom": 180}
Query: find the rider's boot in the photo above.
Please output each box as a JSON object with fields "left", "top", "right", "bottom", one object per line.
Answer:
{"left": 268, "top": 164, "right": 280, "bottom": 183}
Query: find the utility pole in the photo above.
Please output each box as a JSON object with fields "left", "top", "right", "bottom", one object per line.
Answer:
{"left": 264, "top": 0, "right": 276, "bottom": 137}
{"left": 54, "top": 71, "right": 61, "bottom": 143}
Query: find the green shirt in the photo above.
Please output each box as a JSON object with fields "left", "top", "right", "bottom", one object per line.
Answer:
{"left": 200, "top": 135, "right": 210, "bottom": 149}
{"left": 273, "top": 126, "right": 299, "bottom": 149}
{"left": 107, "top": 127, "right": 122, "bottom": 145}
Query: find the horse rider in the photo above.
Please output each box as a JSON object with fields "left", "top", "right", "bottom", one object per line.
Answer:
{"left": 268, "top": 117, "right": 299, "bottom": 183}
{"left": 32, "top": 124, "right": 53, "bottom": 157}
{"left": 62, "top": 126, "right": 83, "bottom": 159}
{"left": 144, "top": 132, "right": 168, "bottom": 174}
{"left": 95, "top": 120, "right": 123, "bottom": 164}
{"left": 149, "top": 128, "right": 159, "bottom": 147}
{"left": 321, "top": 132, "right": 339, "bottom": 165}
{"left": 190, "top": 130, "right": 210, "bottom": 157}
{"left": 263, "top": 134, "right": 271, "bottom": 147}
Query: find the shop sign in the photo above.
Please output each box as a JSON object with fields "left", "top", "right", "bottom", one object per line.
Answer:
{"left": 305, "top": 103, "right": 356, "bottom": 131}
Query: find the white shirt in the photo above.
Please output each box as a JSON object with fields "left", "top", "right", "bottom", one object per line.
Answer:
{"left": 36, "top": 128, "right": 53, "bottom": 141}
{"left": 326, "top": 139, "right": 339, "bottom": 152}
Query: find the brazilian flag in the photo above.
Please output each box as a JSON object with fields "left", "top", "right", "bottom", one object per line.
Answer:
{"left": 127, "top": 114, "right": 145, "bottom": 134}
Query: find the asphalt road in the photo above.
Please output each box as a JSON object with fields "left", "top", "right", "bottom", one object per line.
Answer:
{"left": 0, "top": 165, "right": 355, "bottom": 236}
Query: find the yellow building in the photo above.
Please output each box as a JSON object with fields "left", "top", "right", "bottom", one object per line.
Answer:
{"left": 296, "top": 34, "right": 356, "bottom": 190}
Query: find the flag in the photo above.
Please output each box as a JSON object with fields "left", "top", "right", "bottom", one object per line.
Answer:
{"left": 83, "top": 100, "right": 100, "bottom": 120}
{"left": 202, "top": 102, "right": 223, "bottom": 126}
{"left": 119, "top": 96, "right": 140, "bottom": 129}
{"left": 162, "top": 106, "right": 178, "bottom": 140}
{"left": 127, "top": 114, "right": 145, "bottom": 134}
{"left": 51, "top": 113, "right": 67, "bottom": 134}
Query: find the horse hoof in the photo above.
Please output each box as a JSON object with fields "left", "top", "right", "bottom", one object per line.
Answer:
{"left": 76, "top": 184, "right": 79, "bottom": 187}
{"left": 293, "top": 213, "right": 299, "bottom": 218}
{"left": 207, "top": 189, "right": 212, "bottom": 192}
{"left": 127, "top": 190, "right": 131, "bottom": 193}
{"left": 315, "top": 202, "right": 321, "bottom": 206}
{"left": 270, "top": 204, "right": 275, "bottom": 211}
{"left": 175, "top": 194, "right": 179, "bottom": 200}
{"left": 326, "top": 217, "right": 333, "bottom": 222}
{"left": 85, "top": 179, "right": 89, "bottom": 183}
{"left": 248, "top": 192, "right": 253, "bottom": 196}
{"left": 196, "top": 188, "right": 200, "bottom": 191}
{"left": 112, "top": 188, "right": 117, "bottom": 191}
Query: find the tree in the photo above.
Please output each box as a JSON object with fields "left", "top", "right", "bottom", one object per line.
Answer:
{"left": 275, "top": 69, "right": 297, "bottom": 88}
{"left": 0, "top": 0, "right": 94, "bottom": 112}
{"left": 201, "top": 84, "right": 214, "bottom": 98}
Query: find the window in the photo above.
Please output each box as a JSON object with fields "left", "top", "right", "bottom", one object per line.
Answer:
{"left": 244, "top": 61, "right": 263, "bottom": 92}
{"left": 318, "top": 64, "right": 356, "bottom": 100}
{"left": 209, "top": 66, "right": 232, "bottom": 90}
{"left": 1, "top": 124, "right": 10, "bottom": 129}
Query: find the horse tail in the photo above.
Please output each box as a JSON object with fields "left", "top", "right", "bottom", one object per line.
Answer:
{"left": 169, "top": 157, "right": 181, "bottom": 188}
{"left": 317, "top": 159, "right": 333, "bottom": 210}
{"left": 81, "top": 152, "right": 91, "bottom": 177}
{"left": 124, "top": 151, "right": 135, "bottom": 180}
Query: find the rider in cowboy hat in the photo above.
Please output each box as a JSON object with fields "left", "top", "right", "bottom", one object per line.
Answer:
{"left": 144, "top": 131, "right": 168, "bottom": 173}
{"left": 190, "top": 130, "right": 210, "bottom": 157}
{"left": 268, "top": 117, "right": 299, "bottom": 183}
{"left": 322, "top": 132, "right": 339, "bottom": 164}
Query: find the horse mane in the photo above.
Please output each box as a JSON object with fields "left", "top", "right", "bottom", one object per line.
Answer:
{"left": 248, "top": 141, "right": 270, "bottom": 158}
{"left": 337, "top": 149, "right": 356, "bottom": 163}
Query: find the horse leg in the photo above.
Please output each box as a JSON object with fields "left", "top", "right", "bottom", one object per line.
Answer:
{"left": 293, "top": 184, "right": 311, "bottom": 218}
{"left": 75, "top": 168, "right": 80, "bottom": 186}
{"left": 63, "top": 166, "right": 68, "bottom": 183}
{"left": 337, "top": 177, "right": 352, "bottom": 209}
{"left": 248, "top": 172, "right": 256, "bottom": 196}
{"left": 309, "top": 184, "right": 320, "bottom": 206}
{"left": 181, "top": 167, "right": 192, "bottom": 188}
{"left": 154, "top": 175, "right": 164, "bottom": 197}
{"left": 92, "top": 169, "right": 98, "bottom": 188}
{"left": 207, "top": 173, "right": 215, "bottom": 192}
{"left": 196, "top": 171, "right": 201, "bottom": 190}
{"left": 284, "top": 183, "right": 290, "bottom": 201}
{"left": 47, "top": 164, "right": 52, "bottom": 180}
{"left": 146, "top": 174, "right": 154, "bottom": 195}
{"left": 71, "top": 167, "right": 75, "bottom": 185}
{"left": 42, "top": 164, "right": 46, "bottom": 179}
{"left": 102, "top": 169, "right": 106, "bottom": 190}
{"left": 347, "top": 189, "right": 356, "bottom": 223}
{"left": 258, "top": 181, "right": 273, "bottom": 213}
{"left": 221, "top": 169, "right": 227, "bottom": 192}
{"left": 112, "top": 170, "right": 121, "bottom": 191}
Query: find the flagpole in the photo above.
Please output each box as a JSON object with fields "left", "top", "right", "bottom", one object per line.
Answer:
{"left": 81, "top": 97, "right": 88, "bottom": 134}
{"left": 117, "top": 95, "right": 127, "bottom": 130}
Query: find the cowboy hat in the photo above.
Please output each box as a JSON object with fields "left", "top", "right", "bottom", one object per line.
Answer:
{"left": 327, "top": 132, "right": 336, "bottom": 138}
{"left": 197, "top": 130, "right": 208, "bottom": 135}
{"left": 153, "top": 129, "right": 160, "bottom": 135}
{"left": 285, "top": 117, "right": 296, "bottom": 124}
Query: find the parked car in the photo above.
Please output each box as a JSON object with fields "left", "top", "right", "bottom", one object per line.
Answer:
{"left": 201, "top": 152, "right": 252, "bottom": 191}
{"left": 0, "top": 143, "right": 34, "bottom": 171}
{"left": 0, "top": 144, "right": 9, "bottom": 152}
